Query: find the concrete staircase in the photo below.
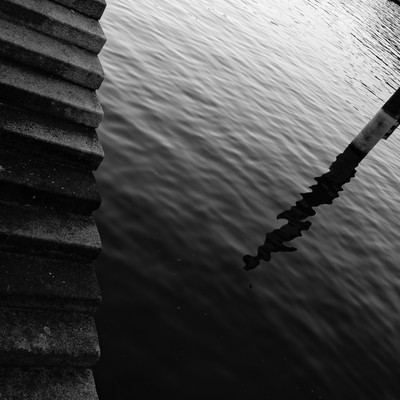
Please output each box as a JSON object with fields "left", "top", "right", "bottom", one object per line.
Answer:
{"left": 0, "top": 19, "right": 104, "bottom": 89}
{"left": 0, "top": 0, "right": 106, "bottom": 398}
{"left": 0, "top": 0, "right": 106, "bottom": 53}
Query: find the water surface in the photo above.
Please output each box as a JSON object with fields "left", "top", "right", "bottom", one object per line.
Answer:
{"left": 94, "top": 1, "right": 400, "bottom": 398}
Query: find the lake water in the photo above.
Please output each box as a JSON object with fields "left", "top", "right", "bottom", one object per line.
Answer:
{"left": 93, "top": 0, "right": 400, "bottom": 398}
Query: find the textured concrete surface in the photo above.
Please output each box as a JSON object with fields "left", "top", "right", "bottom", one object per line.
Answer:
{"left": 0, "top": 0, "right": 105, "bottom": 396}
{"left": 0, "top": 0, "right": 106, "bottom": 54}
{"left": 0, "top": 203, "right": 102, "bottom": 260}
{"left": 0, "top": 251, "right": 101, "bottom": 314}
{"left": 0, "top": 103, "right": 104, "bottom": 170}
{"left": 0, "top": 149, "right": 101, "bottom": 214}
{"left": 0, "top": 19, "right": 104, "bottom": 89}
{"left": 0, "top": 308, "right": 100, "bottom": 366}
{"left": 0, "top": 59, "right": 103, "bottom": 128}
{"left": 0, "top": 367, "right": 99, "bottom": 400}
{"left": 54, "top": 0, "right": 106, "bottom": 20}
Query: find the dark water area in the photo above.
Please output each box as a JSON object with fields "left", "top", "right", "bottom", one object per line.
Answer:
{"left": 93, "top": 0, "right": 400, "bottom": 398}
{"left": 243, "top": 143, "right": 365, "bottom": 270}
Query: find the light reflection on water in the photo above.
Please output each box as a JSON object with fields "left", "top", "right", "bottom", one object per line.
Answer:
{"left": 94, "top": 0, "right": 400, "bottom": 398}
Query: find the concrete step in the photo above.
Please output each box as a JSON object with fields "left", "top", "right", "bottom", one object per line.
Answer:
{"left": 0, "top": 103, "right": 104, "bottom": 171}
{"left": 0, "top": 149, "right": 101, "bottom": 214}
{"left": 0, "top": 19, "right": 104, "bottom": 89}
{"left": 0, "top": 59, "right": 103, "bottom": 128}
{"left": 0, "top": 367, "right": 99, "bottom": 400}
{"left": 53, "top": 0, "right": 106, "bottom": 20}
{"left": 0, "top": 203, "right": 102, "bottom": 260}
{"left": 0, "top": 252, "right": 101, "bottom": 314}
{"left": 0, "top": 308, "right": 100, "bottom": 366}
{"left": 0, "top": 0, "right": 106, "bottom": 54}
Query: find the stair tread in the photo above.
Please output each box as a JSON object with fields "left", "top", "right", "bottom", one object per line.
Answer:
{"left": 53, "top": 0, "right": 106, "bottom": 20}
{"left": 0, "top": 59, "right": 103, "bottom": 128}
{"left": 0, "top": 150, "right": 101, "bottom": 214}
{"left": 0, "top": 203, "right": 102, "bottom": 259}
{"left": 0, "top": 368, "right": 99, "bottom": 400}
{"left": 0, "top": 18, "right": 104, "bottom": 89}
{"left": 0, "top": 308, "right": 99, "bottom": 366}
{"left": 0, "top": 252, "right": 101, "bottom": 314}
{"left": 0, "top": 103, "right": 103, "bottom": 170}
{"left": 0, "top": 0, "right": 106, "bottom": 54}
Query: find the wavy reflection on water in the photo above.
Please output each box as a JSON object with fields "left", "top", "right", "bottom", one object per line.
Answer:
{"left": 243, "top": 143, "right": 365, "bottom": 269}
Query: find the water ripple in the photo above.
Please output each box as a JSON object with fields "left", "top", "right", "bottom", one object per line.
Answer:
{"left": 95, "top": 0, "right": 400, "bottom": 398}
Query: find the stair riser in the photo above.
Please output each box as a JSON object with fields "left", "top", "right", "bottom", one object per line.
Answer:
{"left": 0, "top": 103, "right": 104, "bottom": 170}
{"left": 53, "top": 0, "right": 106, "bottom": 20}
{"left": 0, "top": 204, "right": 102, "bottom": 260}
{"left": 0, "top": 182, "right": 101, "bottom": 215}
{"left": 0, "top": 309, "right": 100, "bottom": 367}
{"left": 0, "top": 368, "right": 99, "bottom": 400}
{"left": 0, "top": 1, "right": 106, "bottom": 54}
{"left": 0, "top": 72, "right": 103, "bottom": 128}
{"left": 0, "top": 234, "right": 102, "bottom": 261}
{"left": 0, "top": 130, "right": 103, "bottom": 171}
{"left": 0, "top": 250, "right": 105, "bottom": 312}
{"left": 0, "top": 36, "right": 103, "bottom": 90}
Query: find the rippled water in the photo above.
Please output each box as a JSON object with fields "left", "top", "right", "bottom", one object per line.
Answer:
{"left": 93, "top": 0, "right": 400, "bottom": 398}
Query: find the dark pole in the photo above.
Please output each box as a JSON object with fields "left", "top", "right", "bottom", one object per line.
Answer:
{"left": 244, "top": 87, "right": 400, "bottom": 270}
{"left": 351, "top": 88, "right": 400, "bottom": 154}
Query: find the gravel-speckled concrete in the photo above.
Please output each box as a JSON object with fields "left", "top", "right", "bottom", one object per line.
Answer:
{"left": 0, "top": 59, "right": 103, "bottom": 127}
{"left": 0, "top": 203, "right": 102, "bottom": 259}
{"left": 0, "top": 367, "right": 99, "bottom": 400}
{"left": 0, "top": 0, "right": 105, "bottom": 397}
{"left": 0, "top": 103, "right": 104, "bottom": 170}
{"left": 0, "top": 0, "right": 106, "bottom": 53}
{"left": 0, "top": 251, "right": 101, "bottom": 314}
{"left": 0, "top": 308, "right": 100, "bottom": 366}
{"left": 0, "top": 149, "right": 101, "bottom": 214}
{"left": 54, "top": 0, "right": 106, "bottom": 20}
{"left": 0, "top": 19, "right": 104, "bottom": 89}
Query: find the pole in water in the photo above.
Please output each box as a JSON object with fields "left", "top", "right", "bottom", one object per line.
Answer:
{"left": 351, "top": 87, "right": 400, "bottom": 154}
{"left": 243, "top": 87, "right": 400, "bottom": 270}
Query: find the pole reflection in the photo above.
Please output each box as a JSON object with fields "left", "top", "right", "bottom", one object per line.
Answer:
{"left": 243, "top": 143, "right": 365, "bottom": 270}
